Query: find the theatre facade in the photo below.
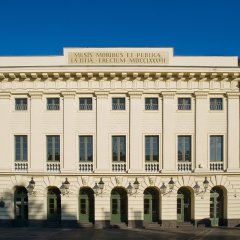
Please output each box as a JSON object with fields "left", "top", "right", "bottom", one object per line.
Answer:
{"left": 0, "top": 48, "right": 240, "bottom": 228}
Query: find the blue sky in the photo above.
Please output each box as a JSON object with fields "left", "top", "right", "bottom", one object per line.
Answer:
{"left": 0, "top": 0, "right": 239, "bottom": 56}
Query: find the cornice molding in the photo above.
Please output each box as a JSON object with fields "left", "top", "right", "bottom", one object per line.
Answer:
{"left": 161, "top": 91, "right": 176, "bottom": 99}
{"left": 29, "top": 91, "right": 43, "bottom": 99}
{"left": 61, "top": 91, "right": 76, "bottom": 99}
{"left": 0, "top": 92, "right": 11, "bottom": 99}
{"left": 227, "top": 92, "right": 240, "bottom": 99}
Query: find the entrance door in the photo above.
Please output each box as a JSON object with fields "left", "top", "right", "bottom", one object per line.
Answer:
{"left": 111, "top": 188, "right": 127, "bottom": 223}
{"left": 210, "top": 187, "right": 223, "bottom": 226}
{"left": 144, "top": 188, "right": 159, "bottom": 222}
{"left": 177, "top": 188, "right": 191, "bottom": 223}
{"left": 79, "top": 188, "right": 94, "bottom": 223}
{"left": 14, "top": 187, "right": 28, "bottom": 226}
{"left": 47, "top": 188, "right": 61, "bottom": 222}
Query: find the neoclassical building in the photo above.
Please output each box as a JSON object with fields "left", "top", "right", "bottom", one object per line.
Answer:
{"left": 0, "top": 48, "right": 239, "bottom": 228}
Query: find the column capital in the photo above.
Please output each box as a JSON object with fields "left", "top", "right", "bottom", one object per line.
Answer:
{"left": 227, "top": 92, "right": 240, "bottom": 99}
{"left": 61, "top": 91, "right": 76, "bottom": 99}
{"left": 194, "top": 91, "right": 209, "bottom": 99}
{"left": 94, "top": 91, "right": 109, "bottom": 99}
{"left": 0, "top": 92, "right": 11, "bottom": 99}
{"left": 128, "top": 91, "right": 142, "bottom": 99}
{"left": 161, "top": 91, "right": 175, "bottom": 99}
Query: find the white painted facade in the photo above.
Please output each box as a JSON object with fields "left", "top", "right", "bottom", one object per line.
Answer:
{"left": 0, "top": 48, "right": 240, "bottom": 228}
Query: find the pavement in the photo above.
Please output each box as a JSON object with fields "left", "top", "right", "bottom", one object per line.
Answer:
{"left": 0, "top": 227, "right": 239, "bottom": 240}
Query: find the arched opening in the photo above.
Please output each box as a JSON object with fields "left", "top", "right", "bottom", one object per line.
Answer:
{"left": 210, "top": 186, "right": 225, "bottom": 226}
{"left": 144, "top": 187, "right": 160, "bottom": 223}
{"left": 79, "top": 187, "right": 94, "bottom": 223}
{"left": 47, "top": 187, "right": 61, "bottom": 222}
{"left": 14, "top": 186, "right": 28, "bottom": 226}
{"left": 111, "top": 187, "right": 128, "bottom": 223}
{"left": 177, "top": 187, "right": 192, "bottom": 223}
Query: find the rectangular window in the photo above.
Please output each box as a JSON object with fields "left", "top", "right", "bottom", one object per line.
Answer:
{"left": 210, "top": 98, "right": 223, "bottom": 110}
{"left": 210, "top": 136, "right": 223, "bottom": 161}
{"left": 178, "top": 136, "right": 191, "bottom": 161}
{"left": 47, "top": 98, "right": 60, "bottom": 110}
{"left": 79, "top": 136, "right": 93, "bottom": 162}
{"left": 145, "top": 98, "right": 158, "bottom": 110}
{"left": 178, "top": 98, "right": 191, "bottom": 110}
{"left": 145, "top": 136, "right": 159, "bottom": 161}
{"left": 47, "top": 135, "right": 60, "bottom": 161}
{"left": 15, "top": 98, "right": 27, "bottom": 111}
{"left": 15, "top": 135, "right": 28, "bottom": 161}
{"left": 112, "top": 98, "right": 125, "bottom": 110}
{"left": 112, "top": 136, "right": 126, "bottom": 161}
{"left": 79, "top": 98, "right": 92, "bottom": 110}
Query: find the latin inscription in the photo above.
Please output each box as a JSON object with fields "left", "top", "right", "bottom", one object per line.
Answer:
{"left": 68, "top": 51, "right": 169, "bottom": 65}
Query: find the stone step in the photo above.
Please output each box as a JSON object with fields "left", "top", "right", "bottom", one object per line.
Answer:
{"left": 144, "top": 222, "right": 161, "bottom": 230}
{"left": 78, "top": 222, "right": 94, "bottom": 228}
{"left": 177, "top": 222, "right": 194, "bottom": 228}
{"left": 44, "top": 221, "right": 61, "bottom": 228}
{"left": 111, "top": 222, "right": 128, "bottom": 229}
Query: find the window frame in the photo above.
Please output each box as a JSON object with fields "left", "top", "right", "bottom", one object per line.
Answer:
{"left": 15, "top": 98, "right": 28, "bottom": 111}
{"left": 46, "top": 135, "right": 60, "bottom": 162}
{"left": 112, "top": 97, "right": 126, "bottom": 110}
{"left": 177, "top": 97, "right": 191, "bottom": 111}
{"left": 145, "top": 135, "right": 159, "bottom": 162}
{"left": 145, "top": 98, "right": 159, "bottom": 111}
{"left": 46, "top": 98, "right": 60, "bottom": 111}
{"left": 15, "top": 135, "right": 28, "bottom": 161}
{"left": 79, "top": 135, "right": 93, "bottom": 162}
{"left": 177, "top": 135, "right": 192, "bottom": 162}
{"left": 112, "top": 135, "right": 126, "bottom": 162}
{"left": 79, "top": 98, "right": 93, "bottom": 111}
{"left": 210, "top": 98, "right": 223, "bottom": 111}
{"left": 210, "top": 135, "right": 224, "bottom": 162}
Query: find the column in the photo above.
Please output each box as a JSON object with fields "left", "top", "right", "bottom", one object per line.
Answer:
{"left": 62, "top": 91, "right": 76, "bottom": 173}
{"left": 128, "top": 91, "right": 143, "bottom": 172}
{"left": 162, "top": 92, "right": 176, "bottom": 172}
{"left": 227, "top": 93, "right": 240, "bottom": 171}
{"left": 29, "top": 92, "right": 44, "bottom": 172}
{"left": 95, "top": 92, "right": 110, "bottom": 172}
{"left": 195, "top": 92, "right": 208, "bottom": 172}
{"left": 0, "top": 93, "right": 11, "bottom": 171}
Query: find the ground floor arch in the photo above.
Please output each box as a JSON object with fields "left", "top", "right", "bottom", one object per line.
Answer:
{"left": 79, "top": 187, "right": 94, "bottom": 223}
{"left": 111, "top": 187, "right": 128, "bottom": 223}
{"left": 47, "top": 187, "right": 61, "bottom": 222}
{"left": 210, "top": 186, "right": 225, "bottom": 226}
{"left": 177, "top": 187, "right": 193, "bottom": 223}
{"left": 14, "top": 186, "right": 28, "bottom": 226}
{"left": 144, "top": 187, "right": 160, "bottom": 223}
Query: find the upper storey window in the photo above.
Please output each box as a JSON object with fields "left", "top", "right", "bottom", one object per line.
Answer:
{"left": 178, "top": 98, "right": 191, "bottom": 110}
{"left": 47, "top": 98, "right": 60, "bottom": 110}
{"left": 145, "top": 136, "right": 159, "bottom": 162}
{"left": 79, "top": 98, "right": 92, "bottom": 110}
{"left": 210, "top": 136, "right": 223, "bottom": 161}
{"left": 210, "top": 98, "right": 223, "bottom": 110}
{"left": 112, "top": 98, "right": 125, "bottom": 110}
{"left": 145, "top": 98, "right": 158, "bottom": 110}
{"left": 79, "top": 136, "right": 93, "bottom": 162}
{"left": 15, "top": 98, "right": 27, "bottom": 111}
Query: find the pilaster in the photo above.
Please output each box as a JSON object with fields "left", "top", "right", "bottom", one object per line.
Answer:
{"left": 95, "top": 91, "right": 110, "bottom": 172}
{"left": 61, "top": 91, "right": 77, "bottom": 173}
{"left": 161, "top": 91, "right": 176, "bottom": 173}
{"left": 29, "top": 91, "right": 44, "bottom": 172}
{"left": 128, "top": 91, "right": 143, "bottom": 172}
{"left": 194, "top": 91, "right": 209, "bottom": 172}
{"left": 0, "top": 92, "right": 11, "bottom": 171}
{"left": 227, "top": 93, "right": 240, "bottom": 171}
